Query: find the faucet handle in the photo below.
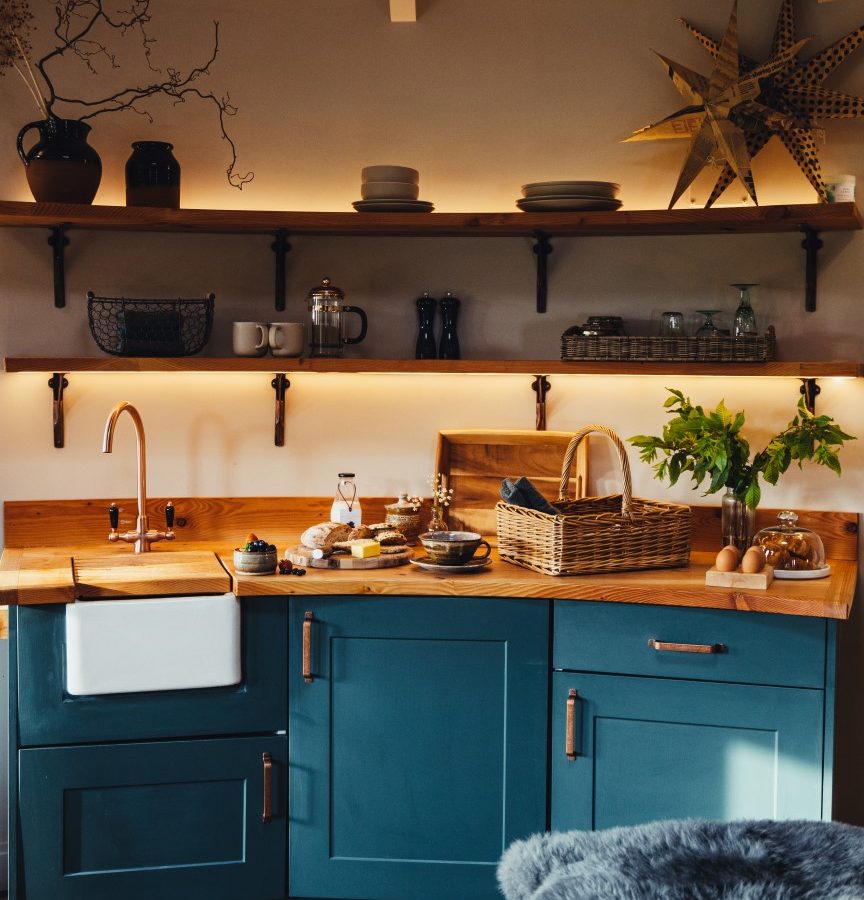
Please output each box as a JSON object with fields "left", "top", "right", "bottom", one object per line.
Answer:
{"left": 165, "top": 501, "right": 175, "bottom": 530}
{"left": 108, "top": 502, "right": 119, "bottom": 530}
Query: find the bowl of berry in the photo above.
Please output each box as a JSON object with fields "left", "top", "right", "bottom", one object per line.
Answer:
{"left": 234, "top": 533, "right": 278, "bottom": 575}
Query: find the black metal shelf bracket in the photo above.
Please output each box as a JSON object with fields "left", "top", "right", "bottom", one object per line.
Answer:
{"left": 272, "top": 374, "right": 291, "bottom": 446}
{"left": 272, "top": 229, "right": 292, "bottom": 312}
{"left": 799, "top": 225, "right": 823, "bottom": 313}
{"left": 47, "top": 225, "right": 70, "bottom": 309}
{"left": 799, "top": 377, "right": 821, "bottom": 414}
{"left": 531, "top": 375, "right": 551, "bottom": 431}
{"left": 48, "top": 372, "right": 68, "bottom": 448}
{"left": 532, "top": 231, "right": 553, "bottom": 313}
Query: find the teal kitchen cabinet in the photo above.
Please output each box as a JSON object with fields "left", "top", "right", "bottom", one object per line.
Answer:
{"left": 18, "top": 735, "right": 286, "bottom": 900}
{"left": 551, "top": 600, "right": 834, "bottom": 831}
{"left": 288, "top": 595, "right": 549, "bottom": 900}
{"left": 9, "top": 597, "right": 289, "bottom": 900}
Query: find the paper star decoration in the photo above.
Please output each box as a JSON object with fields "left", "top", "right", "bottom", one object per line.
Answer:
{"left": 627, "top": 0, "right": 864, "bottom": 207}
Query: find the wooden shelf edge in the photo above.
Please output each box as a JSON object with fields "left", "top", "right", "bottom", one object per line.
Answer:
{"left": 0, "top": 200, "right": 860, "bottom": 237}
{"left": 4, "top": 357, "right": 864, "bottom": 377}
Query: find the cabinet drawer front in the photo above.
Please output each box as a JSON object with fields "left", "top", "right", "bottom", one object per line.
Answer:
{"left": 551, "top": 672, "right": 826, "bottom": 831}
{"left": 15, "top": 596, "right": 287, "bottom": 746}
{"left": 19, "top": 735, "right": 286, "bottom": 900}
{"left": 554, "top": 601, "right": 826, "bottom": 688}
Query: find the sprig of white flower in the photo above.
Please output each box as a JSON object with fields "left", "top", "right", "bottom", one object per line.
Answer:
{"left": 428, "top": 473, "right": 454, "bottom": 510}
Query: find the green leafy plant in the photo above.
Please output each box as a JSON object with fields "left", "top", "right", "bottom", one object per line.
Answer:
{"left": 629, "top": 388, "right": 855, "bottom": 509}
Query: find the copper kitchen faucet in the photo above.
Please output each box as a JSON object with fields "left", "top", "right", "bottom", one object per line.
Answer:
{"left": 102, "top": 401, "right": 175, "bottom": 553}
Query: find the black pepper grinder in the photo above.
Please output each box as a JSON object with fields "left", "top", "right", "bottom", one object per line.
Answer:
{"left": 438, "top": 292, "right": 461, "bottom": 359}
{"left": 415, "top": 292, "right": 438, "bottom": 359}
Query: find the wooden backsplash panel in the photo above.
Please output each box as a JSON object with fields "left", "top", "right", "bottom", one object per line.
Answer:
{"left": 434, "top": 430, "right": 588, "bottom": 535}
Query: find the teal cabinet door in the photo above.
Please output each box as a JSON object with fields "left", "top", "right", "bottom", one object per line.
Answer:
{"left": 18, "top": 735, "right": 286, "bottom": 900}
{"left": 289, "top": 596, "right": 549, "bottom": 900}
{"left": 551, "top": 672, "right": 825, "bottom": 831}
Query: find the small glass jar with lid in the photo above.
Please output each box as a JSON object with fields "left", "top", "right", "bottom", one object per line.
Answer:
{"left": 752, "top": 510, "right": 826, "bottom": 574}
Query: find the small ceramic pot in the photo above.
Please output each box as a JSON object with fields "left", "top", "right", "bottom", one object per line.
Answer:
{"left": 233, "top": 548, "right": 277, "bottom": 575}
{"left": 419, "top": 531, "right": 492, "bottom": 565}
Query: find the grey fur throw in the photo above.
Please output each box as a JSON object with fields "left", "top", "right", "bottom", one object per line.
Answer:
{"left": 497, "top": 819, "right": 864, "bottom": 899}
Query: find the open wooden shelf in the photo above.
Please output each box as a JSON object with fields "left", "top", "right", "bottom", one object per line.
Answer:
{"left": 0, "top": 199, "right": 860, "bottom": 236}
{"left": 5, "top": 357, "right": 864, "bottom": 377}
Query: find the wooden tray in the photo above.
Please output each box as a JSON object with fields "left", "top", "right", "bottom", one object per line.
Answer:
{"left": 434, "top": 430, "right": 588, "bottom": 535}
{"left": 285, "top": 546, "right": 412, "bottom": 569}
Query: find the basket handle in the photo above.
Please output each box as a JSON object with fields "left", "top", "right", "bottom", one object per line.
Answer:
{"left": 559, "top": 424, "right": 633, "bottom": 518}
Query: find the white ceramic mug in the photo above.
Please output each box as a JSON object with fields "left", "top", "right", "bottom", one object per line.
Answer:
{"left": 268, "top": 322, "right": 305, "bottom": 356}
{"left": 232, "top": 321, "right": 268, "bottom": 357}
{"left": 268, "top": 322, "right": 305, "bottom": 357}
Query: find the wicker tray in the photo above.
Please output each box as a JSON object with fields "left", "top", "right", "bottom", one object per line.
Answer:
{"left": 496, "top": 425, "right": 691, "bottom": 576}
{"left": 561, "top": 326, "right": 776, "bottom": 362}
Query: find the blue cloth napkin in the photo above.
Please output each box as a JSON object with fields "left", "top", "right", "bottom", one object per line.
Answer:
{"left": 500, "top": 476, "right": 558, "bottom": 514}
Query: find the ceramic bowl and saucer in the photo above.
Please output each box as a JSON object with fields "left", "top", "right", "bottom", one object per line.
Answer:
{"left": 411, "top": 530, "right": 493, "bottom": 574}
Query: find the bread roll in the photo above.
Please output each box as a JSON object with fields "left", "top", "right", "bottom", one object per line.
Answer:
{"left": 300, "top": 521, "right": 352, "bottom": 550}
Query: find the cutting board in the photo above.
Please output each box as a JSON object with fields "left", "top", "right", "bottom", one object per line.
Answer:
{"left": 73, "top": 550, "right": 231, "bottom": 598}
{"left": 286, "top": 546, "right": 412, "bottom": 569}
{"left": 434, "top": 430, "right": 589, "bottom": 535}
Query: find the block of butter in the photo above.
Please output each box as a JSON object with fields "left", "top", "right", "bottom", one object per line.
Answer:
{"left": 350, "top": 539, "right": 381, "bottom": 559}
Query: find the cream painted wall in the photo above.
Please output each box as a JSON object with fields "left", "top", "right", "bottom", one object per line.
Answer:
{"left": 3, "top": 1, "right": 864, "bottom": 877}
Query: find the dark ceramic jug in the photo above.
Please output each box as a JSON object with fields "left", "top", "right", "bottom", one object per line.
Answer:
{"left": 16, "top": 118, "right": 102, "bottom": 204}
{"left": 125, "top": 141, "right": 181, "bottom": 208}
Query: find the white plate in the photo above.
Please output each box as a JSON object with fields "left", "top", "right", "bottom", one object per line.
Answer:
{"left": 773, "top": 565, "right": 831, "bottom": 580}
{"left": 522, "top": 180, "right": 620, "bottom": 198}
{"left": 353, "top": 199, "right": 434, "bottom": 212}
{"left": 409, "top": 555, "right": 491, "bottom": 574}
{"left": 516, "top": 197, "right": 622, "bottom": 212}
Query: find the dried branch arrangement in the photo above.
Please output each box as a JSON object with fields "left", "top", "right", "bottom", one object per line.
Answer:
{"left": 0, "top": 0, "right": 252, "bottom": 188}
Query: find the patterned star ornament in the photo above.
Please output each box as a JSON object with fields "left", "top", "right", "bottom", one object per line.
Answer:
{"left": 628, "top": 0, "right": 864, "bottom": 207}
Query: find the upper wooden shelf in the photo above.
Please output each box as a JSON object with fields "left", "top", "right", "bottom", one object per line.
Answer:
{"left": 5, "top": 357, "right": 863, "bottom": 377}
{"left": 0, "top": 199, "right": 860, "bottom": 237}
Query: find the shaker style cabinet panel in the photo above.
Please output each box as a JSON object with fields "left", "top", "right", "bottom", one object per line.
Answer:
{"left": 551, "top": 671, "right": 826, "bottom": 831}
{"left": 17, "top": 735, "right": 287, "bottom": 900}
{"left": 14, "top": 597, "right": 287, "bottom": 746}
{"left": 288, "top": 595, "right": 549, "bottom": 900}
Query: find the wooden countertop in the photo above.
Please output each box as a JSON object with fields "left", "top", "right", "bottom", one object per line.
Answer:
{"left": 0, "top": 543, "right": 855, "bottom": 621}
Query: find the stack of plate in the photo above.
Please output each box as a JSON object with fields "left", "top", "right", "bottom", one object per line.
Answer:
{"left": 517, "top": 181, "right": 621, "bottom": 212}
{"left": 353, "top": 165, "right": 434, "bottom": 213}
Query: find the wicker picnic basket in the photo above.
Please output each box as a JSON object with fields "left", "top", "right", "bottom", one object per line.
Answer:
{"left": 495, "top": 424, "right": 691, "bottom": 576}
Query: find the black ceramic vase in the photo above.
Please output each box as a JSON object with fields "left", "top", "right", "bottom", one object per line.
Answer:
{"left": 125, "top": 141, "right": 181, "bottom": 208}
{"left": 16, "top": 118, "right": 102, "bottom": 204}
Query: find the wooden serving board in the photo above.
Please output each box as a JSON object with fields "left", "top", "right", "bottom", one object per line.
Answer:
{"left": 434, "top": 430, "right": 588, "bottom": 535}
{"left": 286, "top": 546, "right": 412, "bottom": 569}
{"left": 705, "top": 566, "right": 775, "bottom": 590}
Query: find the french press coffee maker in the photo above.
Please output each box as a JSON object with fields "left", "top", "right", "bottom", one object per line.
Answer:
{"left": 306, "top": 277, "right": 368, "bottom": 358}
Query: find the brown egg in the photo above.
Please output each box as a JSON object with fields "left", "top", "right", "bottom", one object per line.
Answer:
{"left": 741, "top": 546, "right": 766, "bottom": 574}
{"left": 715, "top": 546, "right": 739, "bottom": 572}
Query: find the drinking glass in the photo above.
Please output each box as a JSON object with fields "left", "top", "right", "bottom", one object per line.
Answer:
{"left": 660, "top": 311, "right": 684, "bottom": 337}
{"left": 695, "top": 309, "right": 721, "bottom": 338}
{"left": 731, "top": 283, "right": 758, "bottom": 338}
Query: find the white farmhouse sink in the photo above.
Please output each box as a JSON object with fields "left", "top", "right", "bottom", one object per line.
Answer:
{"left": 65, "top": 592, "right": 241, "bottom": 696}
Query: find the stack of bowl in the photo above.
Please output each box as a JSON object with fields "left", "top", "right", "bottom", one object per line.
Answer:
{"left": 354, "top": 165, "right": 434, "bottom": 212}
{"left": 517, "top": 181, "right": 621, "bottom": 212}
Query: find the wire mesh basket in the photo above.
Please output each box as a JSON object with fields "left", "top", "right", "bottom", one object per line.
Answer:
{"left": 87, "top": 292, "right": 215, "bottom": 356}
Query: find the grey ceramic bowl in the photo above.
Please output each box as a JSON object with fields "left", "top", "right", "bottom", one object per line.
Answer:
{"left": 233, "top": 548, "right": 277, "bottom": 575}
{"left": 419, "top": 530, "right": 492, "bottom": 565}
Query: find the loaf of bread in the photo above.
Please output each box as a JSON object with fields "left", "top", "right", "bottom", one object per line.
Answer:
{"left": 300, "top": 521, "right": 352, "bottom": 550}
